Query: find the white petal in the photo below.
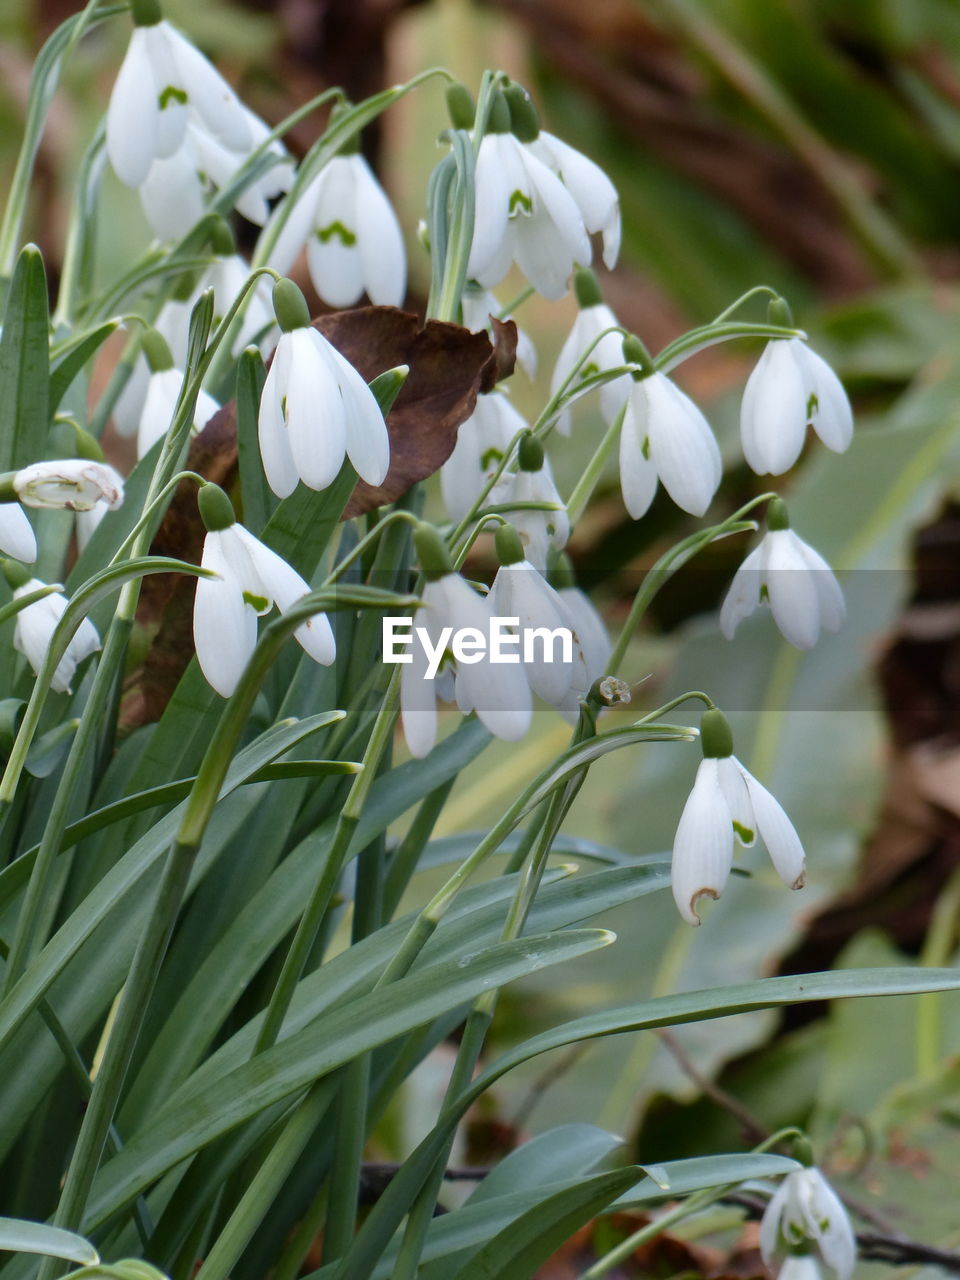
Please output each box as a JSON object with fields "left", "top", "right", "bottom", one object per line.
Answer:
{"left": 759, "top": 1179, "right": 791, "bottom": 1262}
{"left": 794, "top": 535, "right": 846, "bottom": 634}
{"left": 353, "top": 156, "right": 407, "bottom": 306}
{"left": 322, "top": 336, "right": 390, "bottom": 487}
{"left": 797, "top": 343, "right": 854, "bottom": 454}
{"left": 718, "top": 542, "right": 765, "bottom": 641}
{"left": 258, "top": 336, "right": 299, "bottom": 498}
{"left": 107, "top": 30, "right": 162, "bottom": 187}
{"left": 163, "top": 23, "right": 251, "bottom": 152}
{"left": 764, "top": 529, "right": 823, "bottom": 649}
{"left": 112, "top": 355, "right": 150, "bottom": 438}
{"left": 646, "top": 374, "right": 721, "bottom": 516}
{"left": 138, "top": 369, "right": 182, "bottom": 459}
{"left": 531, "top": 132, "right": 620, "bottom": 267}
{"left": 234, "top": 525, "right": 336, "bottom": 665}
{"left": 716, "top": 754, "right": 756, "bottom": 846}
{"left": 139, "top": 145, "right": 207, "bottom": 241}
{"left": 0, "top": 505, "right": 37, "bottom": 562}
{"left": 808, "top": 1173, "right": 856, "bottom": 1280}
{"left": 514, "top": 150, "right": 591, "bottom": 299}
{"left": 193, "top": 533, "right": 257, "bottom": 697}
{"left": 740, "top": 339, "right": 808, "bottom": 476}
{"left": 671, "top": 758, "right": 733, "bottom": 925}
{"left": 285, "top": 329, "right": 346, "bottom": 491}
{"left": 193, "top": 386, "right": 221, "bottom": 432}
{"left": 557, "top": 587, "right": 611, "bottom": 688}
{"left": 618, "top": 394, "right": 659, "bottom": 519}
{"left": 736, "top": 758, "right": 806, "bottom": 889}
{"left": 467, "top": 134, "right": 515, "bottom": 287}
{"left": 401, "top": 634, "right": 438, "bottom": 758}
{"left": 305, "top": 160, "right": 365, "bottom": 307}
{"left": 493, "top": 564, "right": 576, "bottom": 706}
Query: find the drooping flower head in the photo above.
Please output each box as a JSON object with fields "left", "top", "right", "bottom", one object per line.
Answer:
{"left": 258, "top": 279, "right": 389, "bottom": 498}
{"left": 619, "top": 339, "right": 722, "bottom": 520}
{"left": 499, "top": 433, "right": 568, "bottom": 573}
{"left": 107, "top": 1, "right": 252, "bottom": 190}
{"left": 193, "top": 483, "right": 335, "bottom": 698}
{"left": 265, "top": 129, "right": 406, "bottom": 308}
{"left": 464, "top": 89, "right": 591, "bottom": 301}
{"left": 133, "top": 328, "right": 221, "bottom": 460}
{"left": 720, "top": 499, "right": 845, "bottom": 650}
{"left": 551, "top": 270, "right": 630, "bottom": 435}
{"left": 672, "top": 708, "right": 805, "bottom": 925}
{"left": 760, "top": 1165, "right": 856, "bottom": 1280}
{"left": 740, "top": 300, "right": 853, "bottom": 476}
{"left": 3, "top": 561, "right": 100, "bottom": 695}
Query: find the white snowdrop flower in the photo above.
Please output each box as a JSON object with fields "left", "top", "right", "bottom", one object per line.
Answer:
{"left": 490, "top": 529, "right": 583, "bottom": 709}
{"left": 258, "top": 281, "right": 389, "bottom": 498}
{"left": 440, "top": 389, "right": 526, "bottom": 525}
{"left": 193, "top": 484, "right": 335, "bottom": 698}
{"left": 551, "top": 269, "right": 629, "bottom": 434}
{"left": 0, "top": 506, "right": 37, "bottom": 563}
{"left": 12, "top": 578, "right": 100, "bottom": 694}
{"left": 499, "top": 434, "right": 568, "bottom": 572}
{"left": 107, "top": 9, "right": 251, "bottom": 190}
{"left": 719, "top": 500, "right": 845, "bottom": 650}
{"left": 466, "top": 95, "right": 591, "bottom": 301}
{"left": 526, "top": 130, "right": 621, "bottom": 270}
{"left": 137, "top": 367, "right": 221, "bottom": 460}
{"left": 672, "top": 708, "right": 805, "bottom": 925}
{"left": 760, "top": 1166, "right": 856, "bottom": 1280}
{"left": 741, "top": 335, "right": 853, "bottom": 477}
{"left": 460, "top": 286, "right": 537, "bottom": 380}
{"left": 265, "top": 152, "right": 406, "bottom": 308}
{"left": 14, "top": 460, "right": 124, "bottom": 512}
{"left": 401, "top": 525, "right": 531, "bottom": 758}
{"left": 556, "top": 583, "right": 611, "bottom": 722}
{"left": 619, "top": 366, "right": 721, "bottom": 519}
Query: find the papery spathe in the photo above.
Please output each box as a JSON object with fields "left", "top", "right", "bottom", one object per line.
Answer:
{"left": 14, "top": 460, "right": 124, "bottom": 512}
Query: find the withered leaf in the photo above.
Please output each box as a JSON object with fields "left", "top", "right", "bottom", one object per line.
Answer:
{"left": 316, "top": 307, "right": 516, "bottom": 518}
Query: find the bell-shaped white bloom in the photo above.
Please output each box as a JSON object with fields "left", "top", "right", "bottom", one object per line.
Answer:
{"left": 194, "top": 520, "right": 335, "bottom": 698}
{"left": 440, "top": 390, "right": 526, "bottom": 525}
{"left": 556, "top": 585, "right": 611, "bottom": 722}
{"left": 526, "top": 131, "right": 621, "bottom": 269}
{"left": 500, "top": 458, "right": 569, "bottom": 572}
{"left": 139, "top": 113, "right": 294, "bottom": 241}
{"left": 619, "top": 372, "right": 721, "bottom": 519}
{"left": 0, "top": 505, "right": 37, "bottom": 563}
{"left": 14, "top": 460, "right": 124, "bottom": 512}
{"left": 265, "top": 154, "right": 405, "bottom": 308}
{"left": 551, "top": 301, "right": 629, "bottom": 435}
{"left": 672, "top": 711, "right": 805, "bottom": 925}
{"left": 467, "top": 131, "right": 591, "bottom": 301}
{"left": 107, "top": 19, "right": 251, "bottom": 189}
{"left": 257, "top": 325, "right": 389, "bottom": 497}
{"left": 760, "top": 1167, "right": 856, "bottom": 1280}
{"left": 460, "top": 288, "right": 537, "bottom": 380}
{"left": 741, "top": 337, "right": 853, "bottom": 476}
{"left": 720, "top": 523, "right": 845, "bottom": 651}
{"left": 490, "top": 560, "right": 585, "bottom": 708}
{"left": 137, "top": 368, "right": 221, "bottom": 459}
{"left": 13, "top": 580, "right": 100, "bottom": 694}
{"left": 400, "top": 571, "right": 531, "bottom": 759}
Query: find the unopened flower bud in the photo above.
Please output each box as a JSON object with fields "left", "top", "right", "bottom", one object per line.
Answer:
{"left": 14, "top": 460, "right": 125, "bottom": 513}
{"left": 198, "top": 482, "right": 236, "bottom": 532}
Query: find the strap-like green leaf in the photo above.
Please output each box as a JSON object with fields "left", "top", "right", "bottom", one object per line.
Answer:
{"left": 0, "top": 1218, "right": 97, "bottom": 1266}
{"left": 0, "top": 244, "right": 50, "bottom": 473}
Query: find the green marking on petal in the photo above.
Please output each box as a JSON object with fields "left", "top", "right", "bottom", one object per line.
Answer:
{"left": 641, "top": 436, "right": 651, "bottom": 461}
{"left": 759, "top": 582, "right": 770, "bottom": 603}
{"left": 480, "top": 447, "right": 504, "bottom": 471}
{"left": 242, "top": 590, "right": 270, "bottom": 613}
{"left": 806, "top": 391, "right": 819, "bottom": 421}
{"left": 508, "top": 189, "right": 533, "bottom": 216}
{"left": 158, "top": 85, "right": 188, "bottom": 110}
{"left": 732, "top": 820, "right": 755, "bottom": 844}
{"left": 280, "top": 395, "right": 288, "bottom": 421}
{"left": 316, "top": 220, "right": 357, "bottom": 247}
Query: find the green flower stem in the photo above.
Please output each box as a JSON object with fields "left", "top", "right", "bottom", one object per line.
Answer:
{"left": 607, "top": 494, "right": 777, "bottom": 676}
{"left": 579, "top": 1183, "right": 726, "bottom": 1279}
{"left": 566, "top": 404, "right": 627, "bottom": 526}
{"left": 52, "top": 126, "right": 106, "bottom": 329}
{"left": 321, "top": 510, "right": 419, "bottom": 585}
{"left": 530, "top": 329, "right": 630, "bottom": 437}
{"left": 637, "top": 690, "right": 715, "bottom": 723}
{"left": 106, "top": 471, "right": 209, "bottom": 568}
{"left": 655, "top": 321, "right": 805, "bottom": 375}
{"left": 192, "top": 1079, "right": 336, "bottom": 1280}
{"left": 43, "top": 595, "right": 349, "bottom": 1257}
{"left": 710, "top": 284, "right": 782, "bottom": 325}
{"left": 253, "top": 672, "right": 401, "bottom": 1055}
